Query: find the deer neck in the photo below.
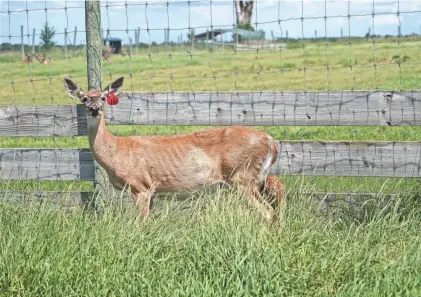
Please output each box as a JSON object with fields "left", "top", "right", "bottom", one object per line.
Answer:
{"left": 87, "top": 114, "right": 116, "bottom": 170}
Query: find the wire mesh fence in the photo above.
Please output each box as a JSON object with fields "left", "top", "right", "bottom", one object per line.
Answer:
{"left": 1, "top": 0, "right": 421, "bottom": 197}
{"left": 2, "top": 1, "right": 421, "bottom": 98}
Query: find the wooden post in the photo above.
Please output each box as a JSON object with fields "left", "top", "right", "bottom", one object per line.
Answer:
{"left": 85, "top": 0, "right": 103, "bottom": 205}
{"left": 32, "top": 28, "right": 35, "bottom": 52}
{"left": 21, "top": 25, "right": 24, "bottom": 61}
{"left": 85, "top": 1, "right": 102, "bottom": 91}
{"left": 64, "top": 28, "right": 68, "bottom": 58}
{"left": 206, "top": 29, "right": 209, "bottom": 51}
{"left": 191, "top": 28, "right": 195, "bottom": 53}
{"left": 315, "top": 30, "right": 317, "bottom": 39}
{"left": 211, "top": 29, "right": 214, "bottom": 51}
{"left": 129, "top": 36, "right": 133, "bottom": 55}
{"left": 271, "top": 30, "right": 275, "bottom": 44}
{"left": 73, "top": 26, "right": 77, "bottom": 46}
{"left": 135, "top": 27, "right": 140, "bottom": 54}
{"left": 286, "top": 30, "right": 288, "bottom": 42}
{"left": 164, "top": 28, "right": 167, "bottom": 50}
{"left": 134, "top": 30, "right": 138, "bottom": 55}
{"left": 341, "top": 28, "right": 343, "bottom": 38}
{"left": 235, "top": 27, "right": 238, "bottom": 48}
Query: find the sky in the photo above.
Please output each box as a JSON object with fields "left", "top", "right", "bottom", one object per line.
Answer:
{"left": 1, "top": 0, "right": 421, "bottom": 46}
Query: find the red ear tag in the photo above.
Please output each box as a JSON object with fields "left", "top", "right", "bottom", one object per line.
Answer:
{"left": 107, "top": 91, "right": 119, "bottom": 105}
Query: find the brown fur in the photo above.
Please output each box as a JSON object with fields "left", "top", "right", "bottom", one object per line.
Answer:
{"left": 31, "top": 52, "right": 49, "bottom": 64}
{"left": 263, "top": 176, "right": 285, "bottom": 208}
{"left": 64, "top": 77, "right": 285, "bottom": 222}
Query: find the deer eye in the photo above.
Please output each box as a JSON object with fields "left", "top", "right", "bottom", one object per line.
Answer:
{"left": 82, "top": 97, "right": 88, "bottom": 103}
{"left": 101, "top": 96, "right": 106, "bottom": 101}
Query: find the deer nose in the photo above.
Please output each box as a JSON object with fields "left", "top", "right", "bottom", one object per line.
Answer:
{"left": 91, "top": 107, "right": 99, "bottom": 117}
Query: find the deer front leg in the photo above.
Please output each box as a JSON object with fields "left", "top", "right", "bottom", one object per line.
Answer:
{"left": 131, "top": 187, "right": 154, "bottom": 219}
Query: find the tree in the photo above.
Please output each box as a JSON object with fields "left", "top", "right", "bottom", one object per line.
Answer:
{"left": 40, "top": 22, "right": 56, "bottom": 49}
{"left": 235, "top": 0, "right": 254, "bottom": 30}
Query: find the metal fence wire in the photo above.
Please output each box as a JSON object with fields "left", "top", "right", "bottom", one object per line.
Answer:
{"left": 1, "top": 0, "right": 421, "bottom": 197}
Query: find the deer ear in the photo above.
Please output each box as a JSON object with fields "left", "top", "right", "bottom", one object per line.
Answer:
{"left": 64, "top": 78, "right": 85, "bottom": 100}
{"left": 102, "top": 77, "right": 124, "bottom": 96}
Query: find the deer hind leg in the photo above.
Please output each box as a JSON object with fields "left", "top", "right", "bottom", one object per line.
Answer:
{"left": 261, "top": 176, "right": 286, "bottom": 210}
{"left": 131, "top": 187, "right": 154, "bottom": 219}
{"left": 261, "top": 176, "right": 286, "bottom": 234}
{"left": 237, "top": 182, "right": 275, "bottom": 224}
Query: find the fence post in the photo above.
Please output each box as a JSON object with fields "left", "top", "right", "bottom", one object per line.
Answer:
{"left": 32, "top": 28, "right": 35, "bottom": 52}
{"left": 164, "top": 28, "right": 168, "bottom": 51}
{"left": 135, "top": 27, "right": 140, "bottom": 55}
{"left": 64, "top": 28, "right": 68, "bottom": 58}
{"left": 271, "top": 30, "right": 275, "bottom": 47}
{"left": 211, "top": 29, "right": 214, "bottom": 51}
{"left": 191, "top": 28, "right": 195, "bottom": 53}
{"left": 21, "top": 25, "right": 24, "bottom": 61}
{"left": 85, "top": 0, "right": 102, "bottom": 91}
{"left": 235, "top": 27, "right": 239, "bottom": 47}
{"left": 73, "top": 26, "right": 78, "bottom": 46}
{"left": 85, "top": 0, "right": 103, "bottom": 204}
{"left": 206, "top": 29, "right": 209, "bottom": 51}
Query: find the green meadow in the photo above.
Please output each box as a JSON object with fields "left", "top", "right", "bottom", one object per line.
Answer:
{"left": 1, "top": 38, "right": 421, "bottom": 295}
{"left": 1, "top": 38, "right": 421, "bottom": 191}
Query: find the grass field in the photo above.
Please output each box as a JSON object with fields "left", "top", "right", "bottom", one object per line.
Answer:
{"left": 1, "top": 188, "right": 421, "bottom": 296}
{"left": 2, "top": 39, "right": 421, "bottom": 105}
{"left": 1, "top": 39, "right": 421, "bottom": 295}
{"left": 2, "top": 38, "right": 421, "bottom": 147}
{"left": 1, "top": 38, "right": 421, "bottom": 191}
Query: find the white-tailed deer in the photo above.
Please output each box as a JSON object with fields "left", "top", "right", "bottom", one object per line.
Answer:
{"left": 64, "top": 77, "right": 285, "bottom": 222}
{"left": 102, "top": 46, "right": 112, "bottom": 63}
{"left": 23, "top": 53, "right": 33, "bottom": 64}
{"left": 31, "top": 52, "right": 49, "bottom": 64}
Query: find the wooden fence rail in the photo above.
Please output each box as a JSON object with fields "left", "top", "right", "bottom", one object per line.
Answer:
{"left": 0, "top": 149, "right": 94, "bottom": 181}
{"left": 1, "top": 91, "right": 421, "bottom": 137}
{"left": 1, "top": 141, "right": 421, "bottom": 180}
{"left": 1, "top": 90, "right": 421, "bottom": 203}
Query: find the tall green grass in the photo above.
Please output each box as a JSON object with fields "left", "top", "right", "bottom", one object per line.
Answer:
{"left": 1, "top": 186, "right": 420, "bottom": 296}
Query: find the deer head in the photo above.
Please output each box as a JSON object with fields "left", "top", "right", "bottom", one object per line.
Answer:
{"left": 64, "top": 77, "right": 124, "bottom": 118}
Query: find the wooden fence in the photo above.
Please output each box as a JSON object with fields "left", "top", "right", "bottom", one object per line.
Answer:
{"left": 1, "top": 90, "right": 421, "bottom": 203}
